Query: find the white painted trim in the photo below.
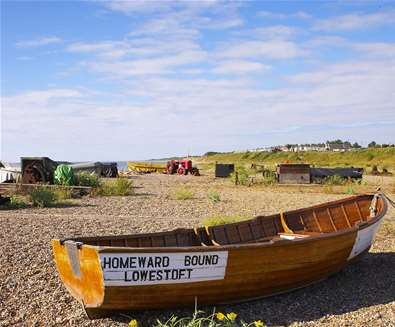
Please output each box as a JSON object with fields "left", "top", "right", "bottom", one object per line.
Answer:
{"left": 348, "top": 219, "right": 383, "bottom": 260}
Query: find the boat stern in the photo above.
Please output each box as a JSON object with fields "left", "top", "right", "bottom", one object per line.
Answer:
{"left": 51, "top": 240, "right": 104, "bottom": 308}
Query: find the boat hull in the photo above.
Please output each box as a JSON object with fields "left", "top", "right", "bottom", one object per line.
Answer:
{"left": 53, "top": 229, "right": 361, "bottom": 317}
{"left": 51, "top": 193, "right": 388, "bottom": 318}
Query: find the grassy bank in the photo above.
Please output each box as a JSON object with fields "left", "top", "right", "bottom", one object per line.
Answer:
{"left": 197, "top": 148, "right": 395, "bottom": 172}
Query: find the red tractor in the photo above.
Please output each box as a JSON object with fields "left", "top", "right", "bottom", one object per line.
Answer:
{"left": 166, "top": 160, "right": 200, "bottom": 176}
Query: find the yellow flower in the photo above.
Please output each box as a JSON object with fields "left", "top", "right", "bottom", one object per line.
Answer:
{"left": 226, "top": 312, "right": 237, "bottom": 321}
{"left": 128, "top": 319, "right": 138, "bottom": 327}
{"left": 215, "top": 312, "right": 225, "bottom": 320}
{"left": 254, "top": 320, "right": 265, "bottom": 327}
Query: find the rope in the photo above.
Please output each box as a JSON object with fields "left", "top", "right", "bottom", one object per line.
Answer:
{"left": 382, "top": 192, "right": 395, "bottom": 209}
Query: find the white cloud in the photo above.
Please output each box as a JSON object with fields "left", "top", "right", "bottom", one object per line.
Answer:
{"left": 15, "top": 36, "right": 62, "bottom": 48}
{"left": 3, "top": 54, "right": 395, "bottom": 161}
{"left": 257, "top": 11, "right": 311, "bottom": 19}
{"left": 3, "top": 89, "right": 83, "bottom": 108}
{"left": 67, "top": 41, "right": 123, "bottom": 53}
{"left": 86, "top": 50, "right": 207, "bottom": 77}
{"left": 102, "top": 0, "right": 174, "bottom": 14}
{"left": 212, "top": 60, "right": 271, "bottom": 74}
{"left": 218, "top": 40, "right": 308, "bottom": 59}
{"left": 313, "top": 11, "right": 395, "bottom": 31}
{"left": 306, "top": 36, "right": 347, "bottom": 47}
{"left": 102, "top": 0, "right": 225, "bottom": 15}
{"left": 128, "top": 17, "right": 201, "bottom": 38}
{"left": 353, "top": 42, "right": 395, "bottom": 57}
{"left": 247, "top": 25, "right": 298, "bottom": 39}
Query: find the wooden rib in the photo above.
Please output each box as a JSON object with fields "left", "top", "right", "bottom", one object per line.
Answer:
{"left": 261, "top": 219, "right": 267, "bottom": 237}
{"left": 326, "top": 208, "right": 337, "bottom": 231}
{"left": 205, "top": 226, "right": 220, "bottom": 246}
{"left": 354, "top": 201, "right": 364, "bottom": 221}
{"left": 235, "top": 225, "right": 243, "bottom": 242}
{"left": 341, "top": 205, "right": 352, "bottom": 228}
{"left": 299, "top": 214, "right": 307, "bottom": 231}
{"left": 123, "top": 238, "right": 127, "bottom": 247}
{"left": 280, "top": 212, "right": 294, "bottom": 234}
{"left": 193, "top": 227, "right": 208, "bottom": 247}
{"left": 312, "top": 211, "right": 323, "bottom": 232}
{"left": 247, "top": 223, "right": 255, "bottom": 241}
{"left": 223, "top": 226, "right": 231, "bottom": 244}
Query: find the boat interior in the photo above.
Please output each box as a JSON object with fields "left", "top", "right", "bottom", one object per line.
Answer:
{"left": 61, "top": 194, "right": 384, "bottom": 248}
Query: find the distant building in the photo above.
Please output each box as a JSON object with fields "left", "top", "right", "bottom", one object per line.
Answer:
{"left": 246, "top": 141, "right": 354, "bottom": 154}
{"left": 325, "top": 142, "right": 352, "bottom": 152}
{"left": 288, "top": 144, "right": 326, "bottom": 152}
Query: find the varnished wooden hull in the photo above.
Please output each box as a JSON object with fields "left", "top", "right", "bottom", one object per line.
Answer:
{"left": 51, "top": 194, "right": 388, "bottom": 318}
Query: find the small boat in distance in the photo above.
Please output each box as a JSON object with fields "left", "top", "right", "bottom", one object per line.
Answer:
{"left": 52, "top": 193, "right": 388, "bottom": 319}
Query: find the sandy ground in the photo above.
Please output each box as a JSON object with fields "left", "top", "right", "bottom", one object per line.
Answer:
{"left": 0, "top": 174, "right": 394, "bottom": 326}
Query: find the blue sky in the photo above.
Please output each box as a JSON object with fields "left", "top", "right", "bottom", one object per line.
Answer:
{"left": 1, "top": 1, "right": 395, "bottom": 161}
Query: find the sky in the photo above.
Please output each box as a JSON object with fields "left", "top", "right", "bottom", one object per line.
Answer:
{"left": 1, "top": 0, "right": 395, "bottom": 162}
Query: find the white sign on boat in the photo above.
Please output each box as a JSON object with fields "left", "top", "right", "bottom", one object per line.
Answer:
{"left": 100, "top": 251, "right": 229, "bottom": 286}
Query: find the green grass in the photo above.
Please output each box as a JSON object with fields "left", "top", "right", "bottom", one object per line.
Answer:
{"left": 0, "top": 195, "right": 29, "bottom": 210}
{"left": 173, "top": 187, "right": 194, "bottom": 200}
{"left": 126, "top": 309, "right": 265, "bottom": 327}
{"left": 230, "top": 166, "right": 251, "bottom": 185}
{"left": 323, "top": 175, "right": 347, "bottom": 185}
{"left": 200, "top": 148, "right": 395, "bottom": 172}
{"left": 53, "top": 186, "right": 73, "bottom": 200}
{"left": 30, "top": 187, "right": 57, "bottom": 208}
{"left": 98, "top": 178, "right": 134, "bottom": 196}
{"left": 207, "top": 190, "right": 221, "bottom": 203}
{"left": 260, "top": 173, "right": 277, "bottom": 186}
{"left": 76, "top": 172, "right": 102, "bottom": 188}
{"left": 202, "top": 214, "right": 249, "bottom": 226}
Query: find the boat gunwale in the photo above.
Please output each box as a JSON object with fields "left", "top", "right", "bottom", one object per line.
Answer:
{"left": 55, "top": 193, "right": 388, "bottom": 252}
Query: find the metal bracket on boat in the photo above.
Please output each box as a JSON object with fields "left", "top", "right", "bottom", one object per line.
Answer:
{"left": 64, "top": 241, "right": 82, "bottom": 278}
{"left": 60, "top": 239, "right": 83, "bottom": 249}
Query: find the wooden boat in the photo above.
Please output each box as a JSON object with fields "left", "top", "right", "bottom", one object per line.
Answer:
{"left": 127, "top": 161, "right": 167, "bottom": 174}
{"left": 52, "top": 193, "right": 388, "bottom": 319}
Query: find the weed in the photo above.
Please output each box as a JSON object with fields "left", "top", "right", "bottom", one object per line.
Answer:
{"left": 151, "top": 309, "right": 263, "bottom": 327}
{"left": 30, "top": 187, "right": 57, "bottom": 208}
{"left": 322, "top": 185, "right": 334, "bottom": 194}
{"left": 202, "top": 214, "right": 248, "bottom": 226}
{"left": 174, "top": 187, "right": 194, "bottom": 200}
{"left": 98, "top": 178, "right": 134, "bottom": 196}
{"left": 76, "top": 172, "right": 102, "bottom": 188}
{"left": 0, "top": 195, "right": 29, "bottom": 210}
{"left": 261, "top": 173, "right": 277, "bottom": 186}
{"left": 10, "top": 195, "right": 29, "bottom": 208}
{"left": 324, "top": 175, "right": 346, "bottom": 185}
{"left": 345, "top": 186, "right": 355, "bottom": 195}
{"left": 53, "top": 186, "right": 73, "bottom": 200}
{"left": 207, "top": 191, "right": 221, "bottom": 203}
{"left": 230, "top": 166, "right": 250, "bottom": 186}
